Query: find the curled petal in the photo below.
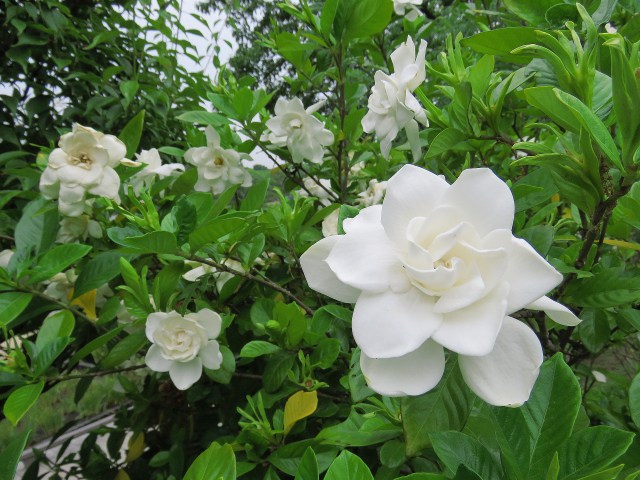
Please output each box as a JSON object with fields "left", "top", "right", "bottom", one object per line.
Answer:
{"left": 432, "top": 283, "right": 508, "bottom": 356}
{"left": 360, "top": 340, "right": 445, "bottom": 396}
{"left": 353, "top": 288, "right": 442, "bottom": 358}
{"left": 188, "top": 308, "right": 222, "bottom": 339}
{"left": 483, "top": 230, "right": 562, "bottom": 313}
{"left": 199, "top": 340, "right": 223, "bottom": 370}
{"left": 441, "top": 168, "right": 515, "bottom": 236}
{"left": 381, "top": 165, "right": 449, "bottom": 248}
{"left": 300, "top": 236, "right": 361, "bottom": 303}
{"left": 100, "top": 134, "right": 127, "bottom": 166}
{"left": 459, "top": 316, "right": 543, "bottom": 407}
{"left": 527, "top": 296, "right": 581, "bottom": 326}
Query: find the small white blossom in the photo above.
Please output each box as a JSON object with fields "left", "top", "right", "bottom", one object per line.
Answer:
{"left": 263, "top": 97, "right": 334, "bottom": 164}
{"left": 57, "top": 214, "right": 102, "bottom": 243}
{"left": 394, "top": 0, "right": 423, "bottom": 21}
{"left": 184, "top": 127, "right": 252, "bottom": 195}
{"left": 39, "top": 124, "right": 129, "bottom": 216}
{"left": 298, "top": 177, "right": 335, "bottom": 206}
{"left": 357, "top": 179, "right": 388, "bottom": 207}
{"left": 322, "top": 209, "right": 340, "bottom": 237}
{"left": 362, "top": 37, "right": 428, "bottom": 160}
{"left": 130, "top": 148, "right": 185, "bottom": 193}
{"left": 145, "top": 309, "right": 223, "bottom": 390}
{"left": 605, "top": 23, "right": 617, "bottom": 33}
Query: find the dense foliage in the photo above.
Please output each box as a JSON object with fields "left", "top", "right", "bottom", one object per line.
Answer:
{"left": 1, "top": 0, "right": 640, "bottom": 479}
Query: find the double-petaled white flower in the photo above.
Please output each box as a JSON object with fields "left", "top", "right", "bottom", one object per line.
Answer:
{"left": 301, "top": 165, "right": 580, "bottom": 406}
{"left": 40, "top": 124, "right": 129, "bottom": 216}
{"left": 298, "top": 177, "right": 335, "bottom": 207}
{"left": 145, "top": 309, "right": 223, "bottom": 390}
{"left": 130, "top": 148, "right": 184, "bottom": 193}
{"left": 357, "top": 179, "right": 388, "bottom": 207}
{"left": 185, "top": 126, "right": 252, "bottom": 195}
{"left": 393, "top": 0, "right": 423, "bottom": 21}
{"left": 362, "top": 37, "right": 428, "bottom": 161}
{"left": 263, "top": 97, "right": 334, "bottom": 164}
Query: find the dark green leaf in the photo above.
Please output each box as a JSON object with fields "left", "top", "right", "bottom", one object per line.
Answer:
{"left": 99, "top": 332, "right": 147, "bottom": 369}
{"left": 430, "top": 431, "right": 503, "bottom": 480}
{"left": 0, "top": 430, "right": 31, "bottom": 480}
{"left": 27, "top": 244, "right": 92, "bottom": 285}
{"left": 324, "top": 450, "right": 373, "bottom": 480}
{"left": 119, "top": 110, "right": 145, "bottom": 158}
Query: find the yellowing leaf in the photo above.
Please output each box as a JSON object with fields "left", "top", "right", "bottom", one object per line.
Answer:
{"left": 603, "top": 238, "right": 640, "bottom": 251}
{"left": 125, "top": 432, "right": 145, "bottom": 463}
{"left": 68, "top": 288, "right": 97, "bottom": 320}
{"left": 283, "top": 390, "right": 318, "bottom": 435}
{"left": 114, "top": 469, "right": 131, "bottom": 480}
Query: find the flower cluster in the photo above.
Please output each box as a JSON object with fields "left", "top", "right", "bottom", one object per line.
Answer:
{"left": 362, "top": 37, "right": 428, "bottom": 160}
{"left": 145, "top": 309, "right": 223, "bottom": 390}
{"left": 39, "top": 124, "right": 130, "bottom": 216}
{"left": 185, "top": 126, "right": 252, "bottom": 195}
{"left": 263, "top": 97, "right": 334, "bottom": 164}
{"left": 301, "top": 165, "right": 579, "bottom": 406}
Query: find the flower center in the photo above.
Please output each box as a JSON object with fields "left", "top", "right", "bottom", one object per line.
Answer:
{"left": 214, "top": 156, "right": 225, "bottom": 166}
{"left": 69, "top": 153, "right": 93, "bottom": 169}
{"left": 289, "top": 118, "right": 302, "bottom": 129}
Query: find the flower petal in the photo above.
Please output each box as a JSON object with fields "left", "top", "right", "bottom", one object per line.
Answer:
{"left": 483, "top": 230, "right": 562, "bottom": 313}
{"left": 360, "top": 340, "right": 445, "bottom": 396}
{"left": 381, "top": 165, "right": 449, "bottom": 247}
{"left": 146, "top": 312, "right": 169, "bottom": 342}
{"left": 459, "top": 316, "right": 543, "bottom": 407}
{"left": 440, "top": 168, "right": 514, "bottom": 237}
{"left": 145, "top": 344, "right": 172, "bottom": 372}
{"left": 327, "top": 207, "right": 408, "bottom": 293}
{"left": 527, "top": 296, "right": 581, "bottom": 326}
{"left": 188, "top": 308, "right": 222, "bottom": 338}
{"left": 300, "top": 236, "right": 361, "bottom": 303}
{"left": 353, "top": 288, "right": 442, "bottom": 358}
{"left": 431, "top": 283, "right": 508, "bottom": 356}
{"left": 100, "top": 134, "right": 126, "bottom": 166}
{"left": 87, "top": 167, "right": 120, "bottom": 200}
{"left": 169, "top": 358, "right": 203, "bottom": 390}
{"left": 199, "top": 340, "right": 223, "bottom": 370}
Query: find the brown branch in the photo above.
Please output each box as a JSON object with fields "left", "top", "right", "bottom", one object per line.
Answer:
{"left": 184, "top": 254, "right": 314, "bottom": 316}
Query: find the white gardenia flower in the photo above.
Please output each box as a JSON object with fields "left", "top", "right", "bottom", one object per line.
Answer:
{"left": 145, "top": 309, "right": 223, "bottom": 390}
{"left": 130, "top": 148, "right": 185, "bottom": 193}
{"left": 357, "top": 179, "right": 388, "bottom": 207}
{"left": 394, "top": 0, "right": 423, "bottom": 21}
{"left": 184, "top": 126, "right": 252, "bottom": 195}
{"left": 39, "top": 124, "right": 128, "bottom": 216}
{"left": 322, "top": 209, "right": 340, "bottom": 237}
{"left": 362, "top": 37, "right": 428, "bottom": 161}
{"left": 301, "top": 165, "right": 581, "bottom": 407}
{"left": 57, "top": 214, "right": 102, "bottom": 243}
{"left": 263, "top": 97, "right": 334, "bottom": 164}
{"left": 298, "top": 177, "right": 335, "bottom": 207}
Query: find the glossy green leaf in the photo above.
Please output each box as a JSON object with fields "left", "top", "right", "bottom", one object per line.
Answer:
{"left": 294, "top": 447, "right": 319, "bottom": 480}
{"left": 27, "top": 243, "right": 92, "bottom": 285}
{"left": 430, "top": 431, "right": 503, "bottom": 480}
{"left": 324, "top": 450, "right": 373, "bottom": 480}
{"left": 183, "top": 442, "right": 236, "bottom": 480}
{"left": 0, "top": 430, "right": 31, "bottom": 480}
{"left": 0, "top": 292, "right": 32, "bottom": 328}
{"left": 119, "top": 110, "right": 145, "bottom": 158}
{"left": 557, "top": 426, "right": 634, "bottom": 479}
{"left": 3, "top": 381, "right": 44, "bottom": 426}
{"left": 629, "top": 372, "right": 640, "bottom": 429}
{"left": 99, "top": 332, "right": 147, "bottom": 369}
{"left": 401, "top": 358, "right": 475, "bottom": 455}
{"left": 239, "top": 340, "right": 281, "bottom": 358}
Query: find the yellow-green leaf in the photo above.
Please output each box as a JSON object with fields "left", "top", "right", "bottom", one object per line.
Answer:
{"left": 125, "top": 432, "right": 145, "bottom": 463}
{"left": 283, "top": 390, "right": 318, "bottom": 435}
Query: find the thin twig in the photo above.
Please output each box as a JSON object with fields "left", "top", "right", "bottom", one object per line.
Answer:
{"left": 44, "top": 364, "right": 146, "bottom": 383}
{"left": 185, "top": 254, "right": 314, "bottom": 316}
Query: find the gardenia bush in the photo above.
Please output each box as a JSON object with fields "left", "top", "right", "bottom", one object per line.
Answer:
{"left": 1, "top": 1, "right": 640, "bottom": 479}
